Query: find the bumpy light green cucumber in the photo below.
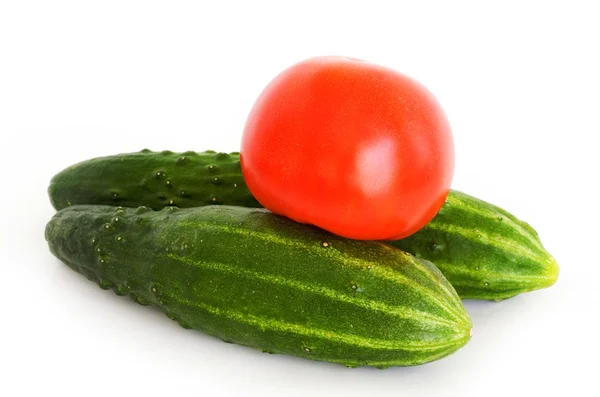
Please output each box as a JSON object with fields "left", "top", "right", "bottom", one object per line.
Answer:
{"left": 48, "top": 149, "right": 261, "bottom": 210}
{"left": 45, "top": 204, "right": 472, "bottom": 368}
{"left": 390, "top": 191, "right": 559, "bottom": 300}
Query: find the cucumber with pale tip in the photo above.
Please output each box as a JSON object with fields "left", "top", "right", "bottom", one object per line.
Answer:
{"left": 48, "top": 149, "right": 559, "bottom": 300}
{"left": 389, "top": 190, "right": 558, "bottom": 300}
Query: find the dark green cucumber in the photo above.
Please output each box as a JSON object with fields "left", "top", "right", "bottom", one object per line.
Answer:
{"left": 48, "top": 149, "right": 559, "bottom": 300}
{"left": 390, "top": 191, "right": 559, "bottom": 300}
{"left": 45, "top": 205, "right": 472, "bottom": 368}
{"left": 48, "top": 149, "right": 261, "bottom": 211}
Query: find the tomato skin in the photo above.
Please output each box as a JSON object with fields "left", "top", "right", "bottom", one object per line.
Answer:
{"left": 241, "top": 56, "right": 454, "bottom": 240}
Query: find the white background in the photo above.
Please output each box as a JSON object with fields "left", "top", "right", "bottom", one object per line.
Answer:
{"left": 1, "top": 1, "right": 599, "bottom": 396}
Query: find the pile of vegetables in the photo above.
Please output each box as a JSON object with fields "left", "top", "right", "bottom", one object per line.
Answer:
{"left": 44, "top": 56, "right": 558, "bottom": 368}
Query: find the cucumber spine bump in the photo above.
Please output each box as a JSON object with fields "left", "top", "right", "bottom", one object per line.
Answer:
{"left": 45, "top": 204, "right": 472, "bottom": 368}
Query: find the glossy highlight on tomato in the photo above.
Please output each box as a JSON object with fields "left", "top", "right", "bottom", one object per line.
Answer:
{"left": 241, "top": 56, "right": 454, "bottom": 240}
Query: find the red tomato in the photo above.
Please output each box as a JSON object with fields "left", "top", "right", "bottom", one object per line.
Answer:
{"left": 241, "top": 56, "right": 454, "bottom": 240}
